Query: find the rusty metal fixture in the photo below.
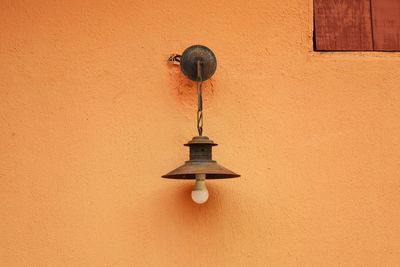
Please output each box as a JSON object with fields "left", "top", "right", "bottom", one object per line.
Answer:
{"left": 162, "top": 136, "right": 240, "bottom": 179}
{"left": 180, "top": 45, "right": 217, "bottom": 82}
{"left": 163, "top": 45, "right": 239, "bottom": 203}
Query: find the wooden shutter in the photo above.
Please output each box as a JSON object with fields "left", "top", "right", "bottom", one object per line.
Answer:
{"left": 314, "top": 0, "right": 373, "bottom": 51}
{"left": 314, "top": 0, "right": 400, "bottom": 51}
{"left": 371, "top": 0, "right": 400, "bottom": 51}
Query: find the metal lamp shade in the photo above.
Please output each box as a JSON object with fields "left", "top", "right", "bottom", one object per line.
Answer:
{"left": 162, "top": 136, "right": 240, "bottom": 179}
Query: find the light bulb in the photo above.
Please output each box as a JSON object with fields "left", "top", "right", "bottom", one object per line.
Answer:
{"left": 191, "top": 173, "right": 209, "bottom": 204}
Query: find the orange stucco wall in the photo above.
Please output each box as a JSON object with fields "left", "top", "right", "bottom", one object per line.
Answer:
{"left": 1, "top": 1, "right": 400, "bottom": 266}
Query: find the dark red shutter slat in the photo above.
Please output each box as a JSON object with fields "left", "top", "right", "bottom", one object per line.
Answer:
{"left": 314, "top": 0, "right": 373, "bottom": 51}
{"left": 371, "top": 0, "right": 400, "bottom": 51}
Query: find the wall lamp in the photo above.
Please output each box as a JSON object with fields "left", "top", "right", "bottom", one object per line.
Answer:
{"left": 162, "top": 45, "right": 240, "bottom": 204}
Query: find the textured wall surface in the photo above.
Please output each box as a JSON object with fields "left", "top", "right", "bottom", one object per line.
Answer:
{"left": 1, "top": 1, "right": 400, "bottom": 266}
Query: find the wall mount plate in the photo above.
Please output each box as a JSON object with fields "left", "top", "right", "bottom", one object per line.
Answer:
{"left": 180, "top": 45, "right": 217, "bottom": 81}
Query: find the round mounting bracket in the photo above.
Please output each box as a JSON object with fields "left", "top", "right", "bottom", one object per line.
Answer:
{"left": 180, "top": 45, "right": 217, "bottom": 81}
